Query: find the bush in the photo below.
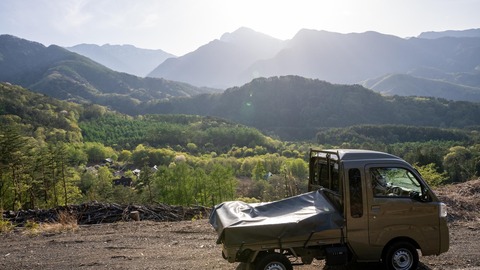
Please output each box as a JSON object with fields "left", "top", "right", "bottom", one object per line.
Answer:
{"left": 0, "top": 219, "right": 14, "bottom": 233}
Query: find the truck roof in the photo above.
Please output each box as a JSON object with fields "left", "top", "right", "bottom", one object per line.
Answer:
{"left": 311, "top": 148, "right": 402, "bottom": 161}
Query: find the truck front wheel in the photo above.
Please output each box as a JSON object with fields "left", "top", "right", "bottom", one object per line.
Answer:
{"left": 384, "top": 241, "right": 419, "bottom": 270}
{"left": 254, "top": 253, "right": 293, "bottom": 270}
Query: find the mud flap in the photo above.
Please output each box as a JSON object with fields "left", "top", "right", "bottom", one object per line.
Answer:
{"left": 325, "top": 245, "right": 349, "bottom": 266}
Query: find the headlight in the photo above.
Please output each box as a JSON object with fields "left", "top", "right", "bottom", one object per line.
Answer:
{"left": 439, "top": 202, "right": 447, "bottom": 218}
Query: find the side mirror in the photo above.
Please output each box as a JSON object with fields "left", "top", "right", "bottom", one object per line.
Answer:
{"left": 410, "top": 189, "right": 431, "bottom": 202}
{"left": 409, "top": 191, "right": 423, "bottom": 202}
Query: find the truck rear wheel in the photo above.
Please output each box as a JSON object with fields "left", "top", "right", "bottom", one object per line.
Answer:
{"left": 384, "top": 241, "right": 419, "bottom": 270}
{"left": 254, "top": 253, "right": 293, "bottom": 270}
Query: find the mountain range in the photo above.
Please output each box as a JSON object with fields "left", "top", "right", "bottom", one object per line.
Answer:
{"left": 0, "top": 34, "right": 218, "bottom": 115}
{"left": 58, "top": 27, "right": 480, "bottom": 102}
{"left": 3, "top": 75, "right": 480, "bottom": 141}
{"left": 148, "top": 27, "right": 284, "bottom": 88}
{"left": 2, "top": 29, "right": 480, "bottom": 140}
{"left": 140, "top": 75, "right": 480, "bottom": 139}
{"left": 144, "top": 27, "right": 480, "bottom": 102}
{"left": 66, "top": 44, "right": 175, "bottom": 77}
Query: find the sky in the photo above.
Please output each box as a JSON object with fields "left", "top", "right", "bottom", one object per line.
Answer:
{"left": 1, "top": 0, "right": 479, "bottom": 56}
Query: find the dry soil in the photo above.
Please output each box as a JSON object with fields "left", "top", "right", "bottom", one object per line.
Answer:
{"left": 0, "top": 219, "right": 478, "bottom": 270}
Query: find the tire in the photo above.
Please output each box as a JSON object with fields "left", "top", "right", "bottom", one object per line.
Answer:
{"left": 384, "top": 241, "right": 419, "bottom": 270}
{"left": 254, "top": 253, "right": 293, "bottom": 270}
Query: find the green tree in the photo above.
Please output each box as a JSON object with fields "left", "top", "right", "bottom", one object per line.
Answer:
{"left": 137, "top": 165, "right": 155, "bottom": 203}
{"left": 0, "top": 127, "right": 28, "bottom": 210}
{"left": 414, "top": 163, "right": 449, "bottom": 186}
{"left": 84, "top": 167, "right": 113, "bottom": 202}
{"left": 252, "top": 161, "right": 267, "bottom": 180}
{"left": 443, "top": 146, "right": 474, "bottom": 182}
{"left": 96, "top": 166, "right": 114, "bottom": 201}
{"left": 208, "top": 164, "right": 236, "bottom": 205}
{"left": 84, "top": 142, "right": 115, "bottom": 163}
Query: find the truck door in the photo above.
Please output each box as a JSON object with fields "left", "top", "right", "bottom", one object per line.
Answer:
{"left": 365, "top": 165, "right": 441, "bottom": 256}
{"left": 344, "top": 167, "right": 372, "bottom": 261}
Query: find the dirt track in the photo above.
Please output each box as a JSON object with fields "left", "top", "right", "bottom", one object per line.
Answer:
{"left": 0, "top": 219, "right": 479, "bottom": 270}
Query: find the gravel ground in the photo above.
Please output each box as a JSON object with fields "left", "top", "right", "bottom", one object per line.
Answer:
{"left": 0, "top": 219, "right": 478, "bottom": 270}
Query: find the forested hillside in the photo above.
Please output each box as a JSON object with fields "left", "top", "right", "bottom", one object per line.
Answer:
{"left": 0, "top": 35, "right": 216, "bottom": 115}
{"left": 145, "top": 76, "right": 480, "bottom": 140}
{"left": 0, "top": 83, "right": 83, "bottom": 142}
{"left": 80, "top": 114, "right": 278, "bottom": 154}
{"left": 1, "top": 82, "right": 480, "bottom": 212}
{"left": 316, "top": 124, "right": 476, "bottom": 145}
{"left": 3, "top": 35, "right": 480, "bottom": 141}
{"left": 361, "top": 73, "right": 480, "bottom": 102}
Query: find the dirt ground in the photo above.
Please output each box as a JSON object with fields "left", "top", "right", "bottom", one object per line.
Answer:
{"left": 1, "top": 180, "right": 479, "bottom": 270}
{"left": 0, "top": 219, "right": 479, "bottom": 270}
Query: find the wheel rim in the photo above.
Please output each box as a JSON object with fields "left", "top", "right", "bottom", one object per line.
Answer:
{"left": 264, "top": 262, "right": 286, "bottom": 270}
{"left": 392, "top": 248, "right": 413, "bottom": 270}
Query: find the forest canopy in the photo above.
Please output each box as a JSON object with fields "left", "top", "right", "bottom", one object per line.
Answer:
{"left": 1, "top": 82, "right": 479, "bottom": 212}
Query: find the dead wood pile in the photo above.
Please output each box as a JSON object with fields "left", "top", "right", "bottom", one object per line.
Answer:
{"left": 435, "top": 179, "right": 480, "bottom": 222}
{"left": 2, "top": 202, "right": 210, "bottom": 226}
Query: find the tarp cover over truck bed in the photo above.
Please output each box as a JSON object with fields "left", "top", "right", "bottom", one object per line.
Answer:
{"left": 209, "top": 190, "right": 344, "bottom": 247}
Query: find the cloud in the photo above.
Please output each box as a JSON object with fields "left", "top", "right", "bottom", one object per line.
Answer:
{"left": 55, "top": 0, "right": 94, "bottom": 30}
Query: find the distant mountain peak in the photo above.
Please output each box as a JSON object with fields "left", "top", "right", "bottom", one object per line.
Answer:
{"left": 0, "top": 34, "right": 46, "bottom": 48}
{"left": 220, "top": 27, "right": 281, "bottom": 44}
{"left": 418, "top": 28, "right": 480, "bottom": 39}
{"left": 66, "top": 43, "right": 175, "bottom": 77}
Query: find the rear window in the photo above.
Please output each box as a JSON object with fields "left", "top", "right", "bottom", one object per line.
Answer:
{"left": 311, "top": 158, "right": 341, "bottom": 194}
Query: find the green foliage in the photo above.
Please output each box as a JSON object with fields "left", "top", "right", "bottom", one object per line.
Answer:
{"left": 148, "top": 76, "right": 480, "bottom": 140}
{"left": 80, "top": 113, "right": 278, "bottom": 154}
{"left": 236, "top": 197, "right": 261, "bottom": 204}
{"left": 3, "top": 81, "right": 480, "bottom": 212}
{"left": 130, "top": 145, "right": 176, "bottom": 168}
{"left": 137, "top": 164, "right": 155, "bottom": 203}
{"left": 25, "top": 220, "right": 40, "bottom": 230}
{"left": 84, "top": 142, "right": 116, "bottom": 163}
{"left": 443, "top": 146, "right": 479, "bottom": 183}
{"left": 152, "top": 162, "right": 236, "bottom": 206}
{"left": 0, "top": 83, "right": 83, "bottom": 143}
{"left": 414, "top": 163, "right": 449, "bottom": 186}
{"left": 85, "top": 166, "right": 114, "bottom": 202}
{"left": 317, "top": 125, "right": 472, "bottom": 145}
{"left": 252, "top": 161, "right": 267, "bottom": 180}
{"left": 0, "top": 218, "right": 14, "bottom": 233}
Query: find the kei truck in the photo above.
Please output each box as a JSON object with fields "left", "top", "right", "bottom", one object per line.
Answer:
{"left": 209, "top": 149, "right": 449, "bottom": 270}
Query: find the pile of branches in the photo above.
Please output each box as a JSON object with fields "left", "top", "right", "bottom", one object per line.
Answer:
{"left": 435, "top": 179, "right": 480, "bottom": 222}
{"left": 2, "top": 202, "right": 211, "bottom": 226}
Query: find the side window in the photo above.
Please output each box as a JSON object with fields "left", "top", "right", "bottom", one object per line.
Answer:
{"left": 371, "top": 167, "right": 422, "bottom": 198}
{"left": 349, "top": 168, "right": 363, "bottom": 218}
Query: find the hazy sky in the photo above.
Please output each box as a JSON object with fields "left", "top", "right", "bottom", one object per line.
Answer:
{"left": 1, "top": 0, "right": 479, "bottom": 56}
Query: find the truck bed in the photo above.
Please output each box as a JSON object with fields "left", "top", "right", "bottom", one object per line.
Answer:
{"left": 209, "top": 190, "right": 344, "bottom": 249}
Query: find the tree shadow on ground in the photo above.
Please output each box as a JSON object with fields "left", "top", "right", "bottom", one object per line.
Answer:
{"left": 322, "top": 262, "right": 432, "bottom": 270}
{"left": 237, "top": 261, "right": 432, "bottom": 269}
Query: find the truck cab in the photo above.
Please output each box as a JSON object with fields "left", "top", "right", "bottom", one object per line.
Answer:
{"left": 309, "top": 149, "right": 449, "bottom": 269}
